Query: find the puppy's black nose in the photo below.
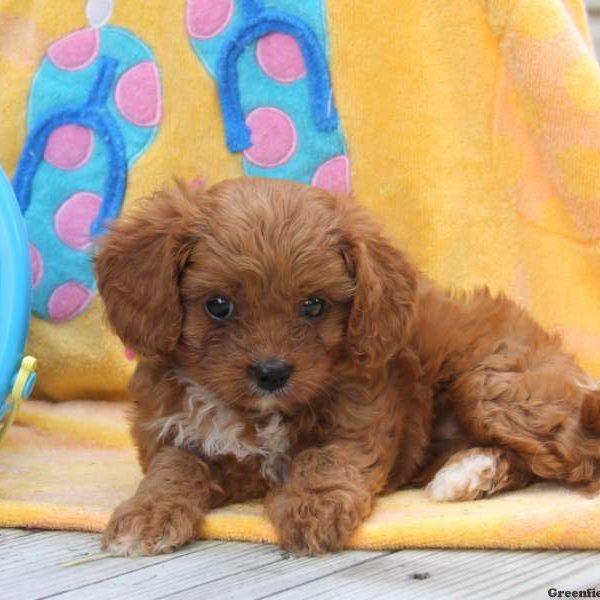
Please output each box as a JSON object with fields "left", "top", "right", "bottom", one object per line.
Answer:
{"left": 249, "top": 359, "right": 294, "bottom": 392}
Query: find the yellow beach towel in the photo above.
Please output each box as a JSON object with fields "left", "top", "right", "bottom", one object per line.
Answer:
{"left": 2, "top": 400, "right": 600, "bottom": 550}
{"left": 2, "top": 0, "right": 600, "bottom": 548}
{"left": 0, "top": 0, "right": 599, "bottom": 399}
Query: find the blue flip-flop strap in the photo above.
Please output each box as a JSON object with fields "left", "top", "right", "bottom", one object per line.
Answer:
{"left": 13, "top": 57, "right": 127, "bottom": 236}
{"left": 217, "top": 8, "right": 339, "bottom": 153}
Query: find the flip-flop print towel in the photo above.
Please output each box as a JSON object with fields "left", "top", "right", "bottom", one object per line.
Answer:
{"left": 13, "top": 23, "right": 162, "bottom": 322}
{"left": 1, "top": 0, "right": 600, "bottom": 414}
{"left": 185, "top": 0, "right": 351, "bottom": 193}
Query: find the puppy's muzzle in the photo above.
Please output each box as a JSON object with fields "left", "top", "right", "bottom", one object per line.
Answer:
{"left": 249, "top": 359, "right": 294, "bottom": 392}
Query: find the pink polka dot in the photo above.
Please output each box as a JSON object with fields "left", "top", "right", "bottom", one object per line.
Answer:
{"left": 256, "top": 33, "right": 306, "bottom": 83}
{"left": 186, "top": 0, "right": 233, "bottom": 40}
{"left": 48, "top": 283, "right": 93, "bottom": 323}
{"left": 312, "top": 155, "right": 352, "bottom": 194}
{"left": 44, "top": 125, "right": 94, "bottom": 170}
{"left": 54, "top": 192, "right": 102, "bottom": 250}
{"left": 47, "top": 27, "right": 99, "bottom": 71}
{"left": 243, "top": 107, "right": 297, "bottom": 168}
{"left": 29, "top": 243, "right": 43, "bottom": 289}
{"left": 114, "top": 61, "right": 162, "bottom": 127}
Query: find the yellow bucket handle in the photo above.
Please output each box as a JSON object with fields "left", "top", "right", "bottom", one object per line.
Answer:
{"left": 0, "top": 356, "right": 37, "bottom": 443}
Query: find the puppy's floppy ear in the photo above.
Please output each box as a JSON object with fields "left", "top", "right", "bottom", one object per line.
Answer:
{"left": 337, "top": 200, "right": 418, "bottom": 368}
{"left": 95, "top": 182, "right": 198, "bottom": 359}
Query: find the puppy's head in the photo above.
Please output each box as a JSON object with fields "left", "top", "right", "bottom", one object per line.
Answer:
{"left": 96, "top": 177, "right": 417, "bottom": 415}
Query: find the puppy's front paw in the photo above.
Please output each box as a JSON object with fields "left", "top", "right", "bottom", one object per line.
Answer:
{"left": 102, "top": 495, "right": 200, "bottom": 556}
{"left": 265, "top": 486, "right": 370, "bottom": 555}
{"left": 426, "top": 451, "right": 497, "bottom": 501}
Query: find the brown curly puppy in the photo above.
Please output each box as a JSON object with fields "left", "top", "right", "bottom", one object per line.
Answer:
{"left": 95, "top": 177, "right": 600, "bottom": 556}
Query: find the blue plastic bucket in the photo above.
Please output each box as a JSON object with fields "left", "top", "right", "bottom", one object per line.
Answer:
{"left": 0, "top": 166, "right": 37, "bottom": 440}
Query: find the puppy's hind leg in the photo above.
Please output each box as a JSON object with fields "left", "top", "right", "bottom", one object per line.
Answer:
{"left": 451, "top": 340, "right": 600, "bottom": 490}
{"left": 426, "top": 447, "right": 531, "bottom": 501}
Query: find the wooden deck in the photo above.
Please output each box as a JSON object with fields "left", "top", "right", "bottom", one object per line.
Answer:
{"left": 2, "top": 527, "right": 600, "bottom": 600}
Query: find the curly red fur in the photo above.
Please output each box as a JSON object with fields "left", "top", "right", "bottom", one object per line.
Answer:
{"left": 95, "top": 177, "right": 600, "bottom": 556}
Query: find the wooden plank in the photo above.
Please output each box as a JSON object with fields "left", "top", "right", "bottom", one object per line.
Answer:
{"left": 0, "top": 529, "right": 383, "bottom": 600}
{"left": 2, "top": 529, "right": 600, "bottom": 600}
{"left": 0, "top": 530, "right": 222, "bottom": 600}
{"left": 42, "top": 543, "right": 385, "bottom": 600}
{"left": 42, "top": 541, "right": 291, "bottom": 600}
{"left": 509, "top": 558, "right": 600, "bottom": 600}
{"left": 268, "top": 549, "right": 600, "bottom": 600}
{"left": 0, "top": 528, "right": 40, "bottom": 541}
{"left": 160, "top": 548, "right": 389, "bottom": 600}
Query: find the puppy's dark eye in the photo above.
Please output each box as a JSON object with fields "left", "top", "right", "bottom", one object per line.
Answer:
{"left": 300, "top": 297, "right": 327, "bottom": 319}
{"left": 205, "top": 296, "right": 234, "bottom": 320}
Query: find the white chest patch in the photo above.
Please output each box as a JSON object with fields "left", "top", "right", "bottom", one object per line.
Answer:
{"left": 152, "top": 376, "right": 290, "bottom": 482}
